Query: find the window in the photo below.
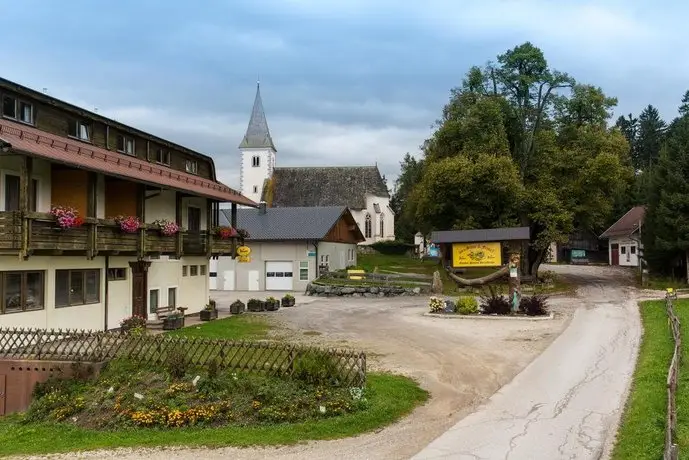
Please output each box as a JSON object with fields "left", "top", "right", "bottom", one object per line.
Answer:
{"left": 2, "top": 96, "right": 16, "bottom": 119}
{"left": 364, "top": 213, "right": 372, "bottom": 238}
{"left": 18, "top": 101, "right": 33, "bottom": 124}
{"left": 116, "top": 134, "right": 135, "bottom": 155}
{"left": 620, "top": 246, "right": 626, "bottom": 255}
{"left": 149, "top": 289, "right": 159, "bottom": 314}
{"left": 630, "top": 246, "right": 637, "bottom": 255}
{"left": 1, "top": 96, "right": 33, "bottom": 124}
{"left": 299, "top": 261, "right": 309, "bottom": 281}
{"left": 168, "top": 287, "right": 177, "bottom": 308}
{"left": 252, "top": 156, "right": 260, "bottom": 167}
{"left": 156, "top": 148, "right": 171, "bottom": 165}
{"left": 379, "top": 213, "right": 385, "bottom": 237}
{"left": 107, "top": 268, "right": 127, "bottom": 281}
{"left": 3, "top": 174, "right": 37, "bottom": 211}
{"left": 200, "top": 265, "right": 207, "bottom": 276}
{"left": 182, "top": 266, "right": 188, "bottom": 277}
{"left": 68, "top": 119, "right": 91, "bottom": 141}
{"left": 55, "top": 269, "right": 100, "bottom": 307}
{"left": 0, "top": 271, "right": 44, "bottom": 314}
{"left": 190, "top": 265, "right": 198, "bottom": 276}
{"left": 253, "top": 185, "right": 258, "bottom": 194}
{"left": 185, "top": 160, "right": 198, "bottom": 174}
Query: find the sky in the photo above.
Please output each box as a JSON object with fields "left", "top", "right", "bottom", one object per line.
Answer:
{"left": 2, "top": 0, "right": 688, "bottom": 191}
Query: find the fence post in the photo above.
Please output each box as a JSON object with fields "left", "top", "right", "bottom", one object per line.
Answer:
{"left": 664, "top": 294, "right": 681, "bottom": 460}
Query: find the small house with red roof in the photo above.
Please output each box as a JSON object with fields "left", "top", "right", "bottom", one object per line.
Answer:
{"left": 600, "top": 206, "right": 646, "bottom": 267}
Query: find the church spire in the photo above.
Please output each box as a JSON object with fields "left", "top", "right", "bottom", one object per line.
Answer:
{"left": 239, "top": 81, "right": 276, "bottom": 151}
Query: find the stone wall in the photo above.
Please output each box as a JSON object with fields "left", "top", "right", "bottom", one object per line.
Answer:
{"left": 306, "top": 282, "right": 423, "bottom": 297}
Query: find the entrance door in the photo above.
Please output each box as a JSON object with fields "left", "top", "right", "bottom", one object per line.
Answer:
{"left": 611, "top": 244, "right": 620, "bottom": 266}
{"left": 223, "top": 270, "right": 235, "bottom": 290}
{"left": 0, "top": 374, "right": 5, "bottom": 416}
{"left": 248, "top": 270, "right": 260, "bottom": 291}
{"left": 187, "top": 206, "right": 201, "bottom": 232}
{"left": 265, "top": 261, "right": 294, "bottom": 291}
{"left": 129, "top": 261, "right": 151, "bottom": 318}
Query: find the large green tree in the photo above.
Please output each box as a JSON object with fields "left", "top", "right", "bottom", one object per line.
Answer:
{"left": 407, "top": 42, "right": 631, "bottom": 276}
{"left": 636, "top": 105, "right": 666, "bottom": 170}
{"left": 390, "top": 153, "right": 424, "bottom": 242}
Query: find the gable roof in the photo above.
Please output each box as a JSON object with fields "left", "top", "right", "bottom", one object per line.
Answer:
{"left": 219, "top": 206, "right": 364, "bottom": 242}
{"left": 238, "top": 82, "right": 276, "bottom": 151}
{"left": 266, "top": 166, "right": 389, "bottom": 209}
{"left": 600, "top": 206, "right": 646, "bottom": 239}
{"left": 431, "top": 227, "right": 530, "bottom": 244}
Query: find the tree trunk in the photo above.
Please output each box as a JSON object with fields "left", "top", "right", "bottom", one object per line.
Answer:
{"left": 444, "top": 265, "right": 509, "bottom": 286}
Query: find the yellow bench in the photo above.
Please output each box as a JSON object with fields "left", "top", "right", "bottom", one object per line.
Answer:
{"left": 348, "top": 269, "right": 365, "bottom": 280}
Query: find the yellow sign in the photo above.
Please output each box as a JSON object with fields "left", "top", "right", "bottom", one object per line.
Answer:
{"left": 237, "top": 246, "right": 251, "bottom": 263}
{"left": 452, "top": 242, "right": 502, "bottom": 267}
{"left": 238, "top": 255, "right": 251, "bottom": 263}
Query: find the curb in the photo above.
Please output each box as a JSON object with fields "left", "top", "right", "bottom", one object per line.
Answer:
{"left": 422, "top": 312, "right": 555, "bottom": 321}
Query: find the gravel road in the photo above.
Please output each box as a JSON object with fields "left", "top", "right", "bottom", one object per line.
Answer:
{"left": 14, "top": 264, "right": 639, "bottom": 460}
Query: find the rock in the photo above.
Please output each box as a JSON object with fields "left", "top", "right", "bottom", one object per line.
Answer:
{"left": 352, "top": 293, "right": 362, "bottom": 297}
{"left": 134, "top": 393, "right": 144, "bottom": 400}
{"left": 192, "top": 375, "right": 201, "bottom": 387}
{"left": 341, "top": 287, "right": 356, "bottom": 295}
{"left": 369, "top": 287, "right": 379, "bottom": 294}
{"left": 107, "top": 386, "right": 114, "bottom": 393}
{"left": 432, "top": 271, "right": 443, "bottom": 294}
{"left": 412, "top": 287, "right": 421, "bottom": 295}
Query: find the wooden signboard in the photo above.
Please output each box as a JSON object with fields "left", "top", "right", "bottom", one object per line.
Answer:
{"left": 452, "top": 242, "right": 502, "bottom": 268}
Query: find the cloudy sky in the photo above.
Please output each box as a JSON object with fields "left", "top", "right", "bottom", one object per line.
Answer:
{"left": 1, "top": 0, "right": 687, "bottom": 190}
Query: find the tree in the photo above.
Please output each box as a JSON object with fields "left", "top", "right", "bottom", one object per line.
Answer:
{"left": 636, "top": 105, "right": 666, "bottom": 170}
{"left": 679, "top": 90, "right": 689, "bottom": 116}
{"left": 409, "top": 42, "right": 632, "bottom": 277}
{"left": 390, "top": 153, "right": 424, "bottom": 242}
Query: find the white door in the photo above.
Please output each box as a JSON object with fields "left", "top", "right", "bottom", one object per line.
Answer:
{"left": 209, "top": 259, "right": 218, "bottom": 290}
{"left": 222, "top": 270, "right": 235, "bottom": 291}
{"left": 248, "top": 270, "right": 260, "bottom": 291}
{"left": 265, "top": 261, "right": 294, "bottom": 291}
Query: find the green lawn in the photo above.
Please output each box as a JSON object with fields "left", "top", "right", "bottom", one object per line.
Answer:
{"left": 611, "top": 300, "right": 689, "bottom": 459}
{"left": 166, "top": 315, "right": 272, "bottom": 340}
{"left": 0, "top": 373, "right": 428, "bottom": 457}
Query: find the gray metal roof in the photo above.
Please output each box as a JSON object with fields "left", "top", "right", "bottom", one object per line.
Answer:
{"left": 266, "top": 166, "right": 390, "bottom": 209}
{"left": 238, "top": 82, "right": 276, "bottom": 151}
{"left": 430, "top": 227, "right": 530, "bottom": 244}
{"left": 219, "top": 206, "right": 357, "bottom": 241}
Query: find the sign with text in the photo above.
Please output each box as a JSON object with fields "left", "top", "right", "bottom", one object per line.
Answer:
{"left": 452, "top": 242, "right": 502, "bottom": 268}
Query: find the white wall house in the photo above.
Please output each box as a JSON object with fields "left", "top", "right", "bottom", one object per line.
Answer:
{"left": 600, "top": 206, "right": 646, "bottom": 267}
{"left": 211, "top": 205, "right": 364, "bottom": 292}
{"left": 235, "top": 82, "right": 394, "bottom": 243}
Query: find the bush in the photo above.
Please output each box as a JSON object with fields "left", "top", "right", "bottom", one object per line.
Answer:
{"left": 428, "top": 296, "right": 445, "bottom": 313}
{"left": 166, "top": 351, "right": 189, "bottom": 380}
{"left": 370, "top": 240, "right": 415, "bottom": 255}
{"left": 519, "top": 294, "right": 550, "bottom": 316}
{"left": 120, "top": 315, "right": 146, "bottom": 332}
{"left": 539, "top": 270, "right": 556, "bottom": 284}
{"left": 292, "top": 351, "right": 344, "bottom": 387}
{"left": 455, "top": 296, "right": 479, "bottom": 315}
{"left": 480, "top": 288, "right": 511, "bottom": 315}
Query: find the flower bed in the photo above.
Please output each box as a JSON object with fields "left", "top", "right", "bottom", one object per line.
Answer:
{"left": 427, "top": 293, "right": 550, "bottom": 317}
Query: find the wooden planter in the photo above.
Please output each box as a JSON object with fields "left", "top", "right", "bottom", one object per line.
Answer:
{"left": 247, "top": 301, "right": 265, "bottom": 312}
{"left": 200, "top": 309, "right": 218, "bottom": 321}
{"left": 281, "top": 298, "right": 296, "bottom": 308}
{"left": 265, "top": 300, "right": 280, "bottom": 311}
{"left": 162, "top": 316, "right": 184, "bottom": 330}
{"left": 230, "top": 302, "right": 245, "bottom": 315}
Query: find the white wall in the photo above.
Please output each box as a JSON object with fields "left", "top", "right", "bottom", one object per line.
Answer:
{"left": 0, "top": 156, "right": 52, "bottom": 212}
{"left": 318, "top": 242, "right": 357, "bottom": 271}
{"left": 145, "top": 190, "right": 207, "bottom": 229}
{"left": 106, "top": 256, "right": 136, "bottom": 329}
{"left": 240, "top": 147, "right": 275, "bottom": 204}
{"left": 147, "top": 255, "right": 209, "bottom": 317}
{"left": 609, "top": 237, "right": 641, "bottom": 267}
{"left": 350, "top": 194, "right": 395, "bottom": 245}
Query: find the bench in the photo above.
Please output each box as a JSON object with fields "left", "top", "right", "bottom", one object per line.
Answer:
{"left": 347, "top": 269, "right": 365, "bottom": 280}
{"left": 155, "top": 305, "right": 180, "bottom": 319}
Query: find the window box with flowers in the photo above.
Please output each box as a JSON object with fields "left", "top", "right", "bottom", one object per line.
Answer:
{"left": 50, "top": 205, "right": 85, "bottom": 230}
{"left": 153, "top": 219, "right": 180, "bottom": 237}
{"left": 115, "top": 215, "right": 141, "bottom": 234}
{"left": 214, "top": 226, "right": 237, "bottom": 240}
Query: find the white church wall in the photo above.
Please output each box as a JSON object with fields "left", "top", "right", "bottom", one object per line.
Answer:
{"left": 240, "top": 147, "right": 274, "bottom": 203}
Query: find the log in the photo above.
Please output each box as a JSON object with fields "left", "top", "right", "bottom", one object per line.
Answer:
{"left": 444, "top": 265, "right": 509, "bottom": 286}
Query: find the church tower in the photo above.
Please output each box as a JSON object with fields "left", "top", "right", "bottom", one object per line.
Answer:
{"left": 239, "top": 81, "right": 276, "bottom": 204}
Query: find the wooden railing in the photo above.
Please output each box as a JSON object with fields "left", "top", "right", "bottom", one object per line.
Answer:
{"left": 0, "top": 211, "right": 237, "bottom": 258}
{"left": 665, "top": 294, "right": 681, "bottom": 460}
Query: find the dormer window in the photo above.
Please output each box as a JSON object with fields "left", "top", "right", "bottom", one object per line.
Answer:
{"left": 156, "top": 148, "right": 171, "bottom": 165}
{"left": 252, "top": 156, "right": 260, "bottom": 167}
{"left": 2, "top": 96, "right": 33, "bottom": 125}
{"left": 68, "top": 119, "right": 91, "bottom": 142}
{"left": 185, "top": 160, "right": 198, "bottom": 174}
{"left": 116, "top": 134, "right": 135, "bottom": 156}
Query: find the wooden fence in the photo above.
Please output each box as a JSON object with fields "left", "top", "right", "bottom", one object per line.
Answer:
{"left": 665, "top": 296, "right": 681, "bottom": 460}
{"left": 0, "top": 328, "right": 366, "bottom": 387}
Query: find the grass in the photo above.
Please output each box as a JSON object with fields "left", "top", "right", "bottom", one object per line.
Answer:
{"left": 641, "top": 274, "right": 689, "bottom": 291}
{"left": 0, "top": 373, "right": 428, "bottom": 457}
{"left": 166, "top": 315, "right": 272, "bottom": 340}
{"left": 611, "top": 299, "right": 689, "bottom": 459}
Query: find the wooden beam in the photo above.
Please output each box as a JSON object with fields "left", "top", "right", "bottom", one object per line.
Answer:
{"left": 137, "top": 184, "right": 146, "bottom": 259}
{"left": 175, "top": 191, "right": 183, "bottom": 258}
{"left": 19, "top": 155, "right": 32, "bottom": 259}
{"left": 231, "top": 202, "right": 237, "bottom": 259}
{"left": 205, "top": 199, "right": 213, "bottom": 258}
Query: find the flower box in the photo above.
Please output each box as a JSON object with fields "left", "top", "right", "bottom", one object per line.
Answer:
{"left": 199, "top": 309, "right": 218, "bottom": 321}
{"left": 162, "top": 316, "right": 184, "bottom": 330}
{"left": 265, "top": 298, "right": 280, "bottom": 311}
{"left": 230, "top": 300, "right": 245, "bottom": 315}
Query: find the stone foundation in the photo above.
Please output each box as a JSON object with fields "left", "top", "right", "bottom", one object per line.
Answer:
{"left": 306, "top": 283, "right": 423, "bottom": 297}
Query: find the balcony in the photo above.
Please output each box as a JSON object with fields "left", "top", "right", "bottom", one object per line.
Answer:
{"left": 0, "top": 212, "right": 237, "bottom": 259}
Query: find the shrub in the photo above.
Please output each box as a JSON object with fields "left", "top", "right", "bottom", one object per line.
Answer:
{"left": 428, "top": 296, "right": 445, "bottom": 313}
{"left": 519, "top": 294, "right": 550, "bottom": 316}
{"left": 292, "top": 351, "right": 344, "bottom": 386}
{"left": 539, "top": 270, "right": 556, "bottom": 284}
{"left": 480, "top": 288, "right": 511, "bottom": 315}
{"left": 247, "top": 298, "right": 263, "bottom": 311}
{"left": 370, "top": 240, "right": 414, "bottom": 255}
{"left": 120, "top": 315, "right": 146, "bottom": 331}
{"left": 166, "top": 350, "right": 189, "bottom": 380}
{"left": 455, "top": 296, "right": 479, "bottom": 315}
{"left": 282, "top": 294, "right": 295, "bottom": 301}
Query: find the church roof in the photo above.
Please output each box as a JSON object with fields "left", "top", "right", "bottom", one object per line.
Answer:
{"left": 239, "top": 82, "right": 276, "bottom": 151}
{"left": 265, "top": 165, "right": 390, "bottom": 209}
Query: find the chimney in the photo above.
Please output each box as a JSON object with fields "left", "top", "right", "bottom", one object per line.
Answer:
{"left": 258, "top": 201, "right": 267, "bottom": 215}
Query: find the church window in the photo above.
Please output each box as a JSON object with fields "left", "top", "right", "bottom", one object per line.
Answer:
{"left": 252, "top": 156, "right": 260, "bottom": 167}
{"left": 380, "top": 213, "right": 385, "bottom": 237}
{"left": 253, "top": 185, "right": 258, "bottom": 193}
{"left": 364, "top": 213, "right": 372, "bottom": 238}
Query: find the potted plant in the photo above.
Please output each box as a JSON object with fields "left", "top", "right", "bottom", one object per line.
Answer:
{"left": 162, "top": 311, "right": 184, "bottom": 330}
{"left": 230, "top": 300, "right": 245, "bottom": 315}
{"left": 153, "top": 218, "right": 180, "bottom": 236}
{"left": 115, "top": 215, "right": 141, "bottom": 234}
{"left": 50, "top": 205, "right": 85, "bottom": 229}
{"left": 265, "top": 296, "right": 280, "bottom": 311}
{"left": 120, "top": 315, "right": 147, "bottom": 334}
{"left": 214, "top": 226, "right": 237, "bottom": 240}
{"left": 199, "top": 303, "right": 218, "bottom": 321}
{"left": 247, "top": 298, "right": 265, "bottom": 312}
{"left": 281, "top": 294, "right": 296, "bottom": 308}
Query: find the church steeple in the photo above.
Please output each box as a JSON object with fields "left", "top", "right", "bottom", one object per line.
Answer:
{"left": 239, "top": 81, "right": 276, "bottom": 152}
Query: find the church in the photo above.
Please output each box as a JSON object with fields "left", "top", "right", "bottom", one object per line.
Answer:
{"left": 237, "top": 82, "right": 395, "bottom": 245}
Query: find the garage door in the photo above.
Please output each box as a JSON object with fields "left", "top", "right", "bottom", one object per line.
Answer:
{"left": 265, "top": 261, "right": 294, "bottom": 291}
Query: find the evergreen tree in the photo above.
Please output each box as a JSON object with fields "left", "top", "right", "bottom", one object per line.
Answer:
{"left": 636, "top": 105, "right": 666, "bottom": 170}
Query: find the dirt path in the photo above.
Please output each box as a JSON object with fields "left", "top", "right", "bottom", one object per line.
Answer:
{"left": 17, "top": 265, "right": 635, "bottom": 460}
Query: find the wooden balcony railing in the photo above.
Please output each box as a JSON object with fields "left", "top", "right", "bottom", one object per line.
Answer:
{"left": 0, "top": 212, "right": 237, "bottom": 259}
